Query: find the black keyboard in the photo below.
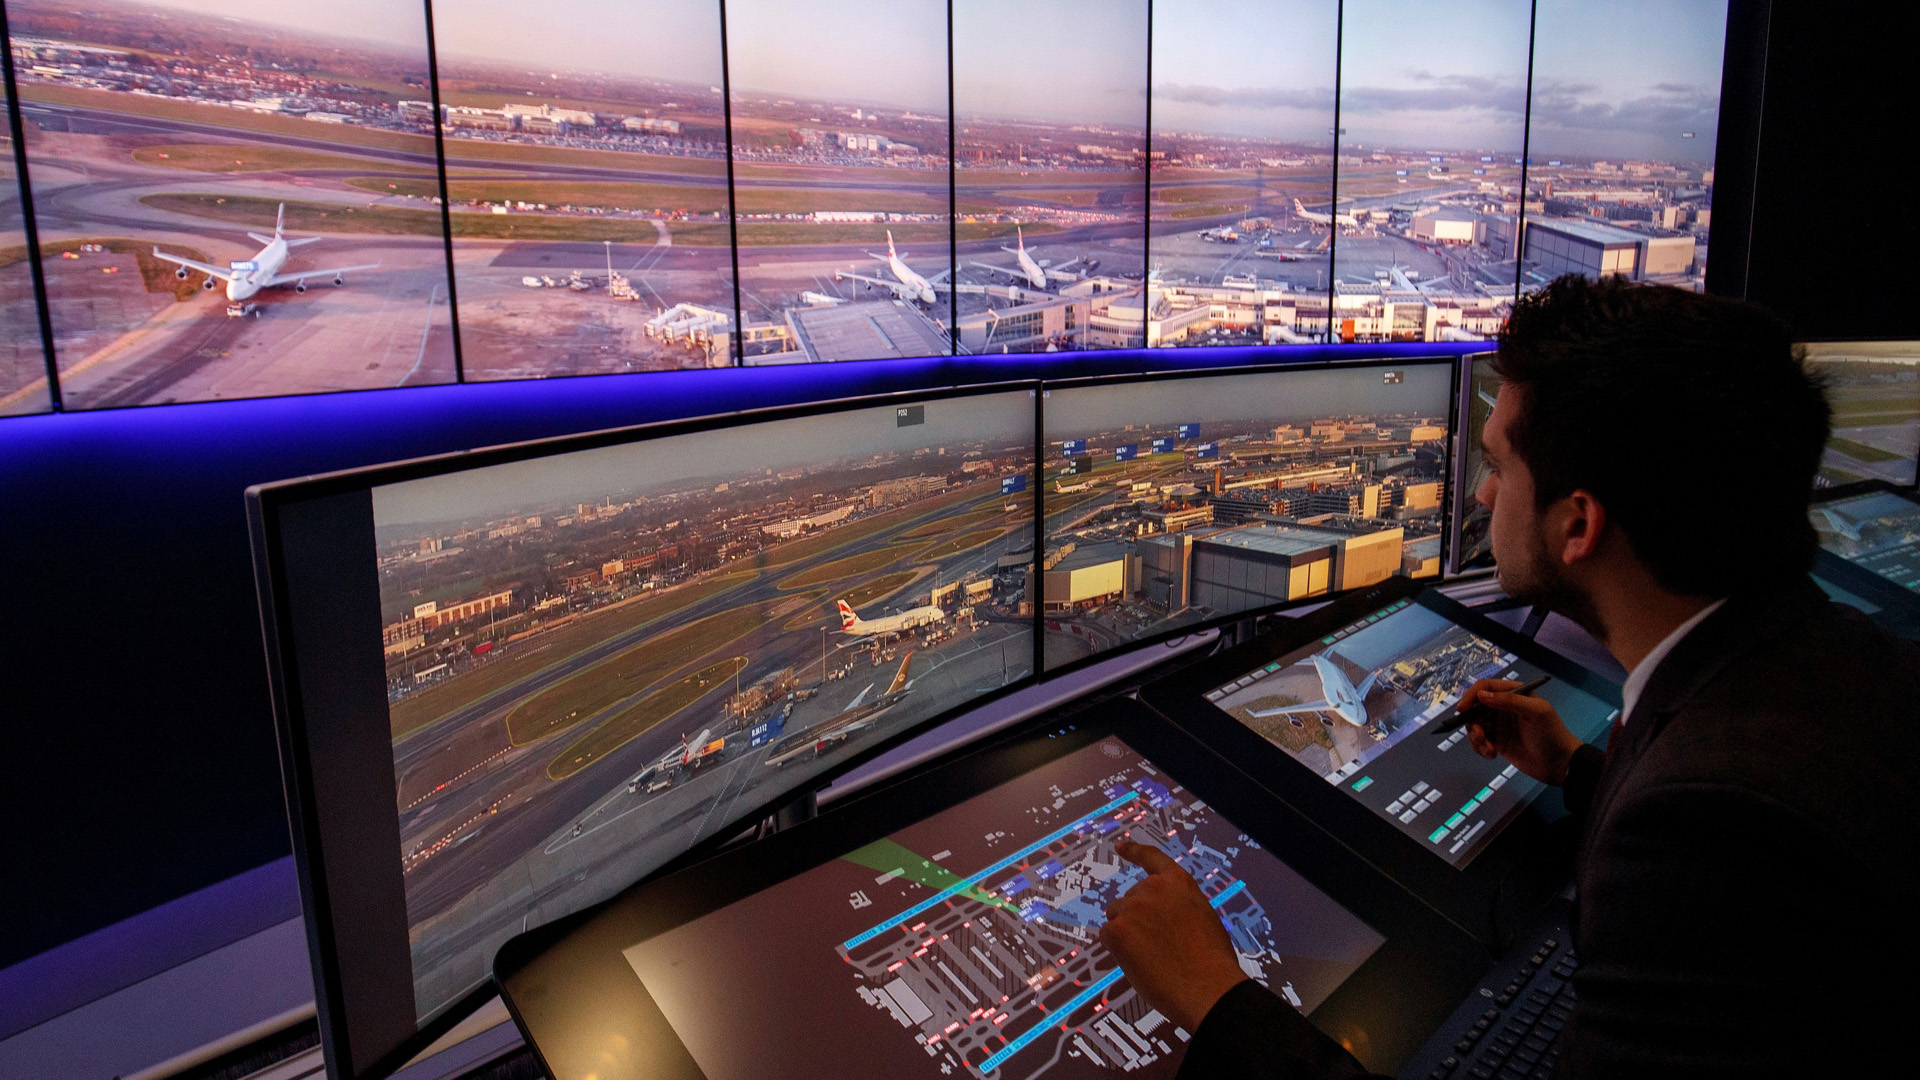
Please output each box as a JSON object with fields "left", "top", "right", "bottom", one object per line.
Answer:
{"left": 1398, "top": 908, "right": 1579, "bottom": 1080}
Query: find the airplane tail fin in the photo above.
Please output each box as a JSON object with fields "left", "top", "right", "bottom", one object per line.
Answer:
{"left": 837, "top": 599, "right": 858, "bottom": 630}
{"left": 1293, "top": 198, "right": 1305, "bottom": 213}
{"left": 275, "top": 203, "right": 286, "bottom": 238}
{"left": 886, "top": 230, "right": 897, "bottom": 258}
{"left": 1016, "top": 225, "right": 1025, "bottom": 250}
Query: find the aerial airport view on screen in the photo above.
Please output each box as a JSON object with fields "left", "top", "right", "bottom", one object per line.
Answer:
{"left": 1812, "top": 492, "right": 1920, "bottom": 593}
{"left": 6, "top": 0, "right": 459, "bottom": 408}
{"left": 623, "top": 737, "right": 1385, "bottom": 1078}
{"left": 1803, "top": 342, "right": 1920, "bottom": 488}
{"left": 372, "top": 393, "right": 1037, "bottom": 1017}
{"left": 1040, "top": 364, "right": 1451, "bottom": 668}
{"left": 1207, "top": 598, "right": 1618, "bottom": 867}
{"left": 2, "top": 79, "right": 47, "bottom": 416}
{"left": 427, "top": 0, "right": 737, "bottom": 379}
{"left": 1454, "top": 354, "right": 1501, "bottom": 571}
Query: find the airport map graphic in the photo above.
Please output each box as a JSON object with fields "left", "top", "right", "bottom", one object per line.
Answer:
{"left": 1208, "top": 600, "right": 1617, "bottom": 868}
{"left": 622, "top": 739, "right": 1384, "bottom": 1079}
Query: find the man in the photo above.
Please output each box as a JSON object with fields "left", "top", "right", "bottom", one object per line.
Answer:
{"left": 1100, "top": 276, "right": 1920, "bottom": 1077}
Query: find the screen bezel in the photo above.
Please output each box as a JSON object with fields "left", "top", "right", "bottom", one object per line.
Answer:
{"left": 1035, "top": 356, "right": 1461, "bottom": 684}
{"left": 1445, "top": 351, "right": 1499, "bottom": 577}
{"left": 1807, "top": 480, "right": 1920, "bottom": 626}
{"left": 493, "top": 696, "right": 1492, "bottom": 1080}
{"left": 247, "top": 380, "right": 1047, "bottom": 1079}
{"left": 1137, "top": 578, "right": 1623, "bottom": 947}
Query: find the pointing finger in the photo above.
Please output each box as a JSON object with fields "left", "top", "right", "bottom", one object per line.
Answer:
{"left": 1115, "top": 838, "right": 1185, "bottom": 878}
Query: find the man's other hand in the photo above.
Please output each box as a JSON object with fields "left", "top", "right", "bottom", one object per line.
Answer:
{"left": 1098, "top": 837, "right": 1251, "bottom": 1033}
{"left": 1456, "top": 678, "right": 1585, "bottom": 784}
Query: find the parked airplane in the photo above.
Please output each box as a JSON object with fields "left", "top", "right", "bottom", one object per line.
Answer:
{"left": 837, "top": 231, "right": 939, "bottom": 304}
{"left": 838, "top": 598, "right": 944, "bottom": 639}
{"left": 153, "top": 204, "right": 378, "bottom": 302}
{"left": 625, "top": 726, "right": 718, "bottom": 791}
{"left": 1248, "top": 653, "right": 1379, "bottom": 727}
{"left": 1813, "top": 506, "right": 1864, "bottom": 542}
{"left": 1293, "top": 198, "right": 1359, "bottom": 229}
{"left": 970, "top": 226, "right": 1085, "bottom": 289}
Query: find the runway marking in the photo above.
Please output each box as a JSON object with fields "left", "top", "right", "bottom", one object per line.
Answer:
{"left": 403, "top": 794, "right": 511, "bottom": 874}
{"left": 400, "top": 282, "right": 441, "bottom": 385}
{"left": 401, "top": 740, "right": 512, "bottom": 812}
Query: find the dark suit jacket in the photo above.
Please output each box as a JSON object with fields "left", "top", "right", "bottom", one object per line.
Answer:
{"left": 1178, "top": 580, "right": 1920, "bottom": 1078}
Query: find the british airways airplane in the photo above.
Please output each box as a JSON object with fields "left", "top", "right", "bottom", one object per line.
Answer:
{"left": 837, "top": 231, "right": 939, "bottom": 304}
{"left": 1248, "top": 653, "right": 1380, "bottom": 727}
{"left": 153, "top": 203, "right": 378, "bottom": 303}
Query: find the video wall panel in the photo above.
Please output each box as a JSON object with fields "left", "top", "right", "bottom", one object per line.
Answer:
{"left": 8, "top": 0, "right": 458, "bottom": 408}
{"left": 1147, "top": 0, "right": 1339, "bottom": 349}
{"left": 726, "top": 0, "right": 952, "bottom": 365}
{"left": 1330, "top": 0, "right": 1532, "bottom": 345}
{"left": 1523, "top": 0, "right": 1727, "bottom": 294}
{"left": 429, "top": 0, "right": 735, "bottom": 379}
{"left": 952, "top": 0, "right": 1149, "bottom": 354}
{"left": 0, "top": 1, "right": 1741, "bottom": 411}
{"left": 2, "top": 78, "right": 49, "bottom": 415}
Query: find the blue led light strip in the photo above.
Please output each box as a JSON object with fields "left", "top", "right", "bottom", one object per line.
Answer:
{"left": 1209, "top": 878, "right": 1247, "bottom": 908}
{"left": 842, "top": 791, "right": 1141, "bottom": 951}
{"left": 979, "top": 967, "right": 1126, "bottom": 1073}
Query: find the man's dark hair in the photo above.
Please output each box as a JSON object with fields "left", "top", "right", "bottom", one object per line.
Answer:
{"left": 1492, "top": 274, "right": 1830, "bottom": 596}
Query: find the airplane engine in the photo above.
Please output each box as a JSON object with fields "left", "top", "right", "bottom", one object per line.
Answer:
{"left": 333, "top": 273, "right": 345, "bottom": 286}
{"left": 202, "top": 276, "right": 217, "bottom": 291}
{"left": 175, "top": 266, "right": 189, "bottom": 281}
{"left": 294, "top": 281, "right": 307, "bottom": 294}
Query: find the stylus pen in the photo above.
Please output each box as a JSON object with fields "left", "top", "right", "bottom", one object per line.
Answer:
{"left": 1431, "top": 674, "right": 1551, "bottom": 737}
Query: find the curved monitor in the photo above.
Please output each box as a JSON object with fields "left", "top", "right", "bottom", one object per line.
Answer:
{"left": 1039, "top": 359, "right": 1456, "bottom": 672}
{"left": 249, "top": 383, "right": 1041, "bottom": 1077}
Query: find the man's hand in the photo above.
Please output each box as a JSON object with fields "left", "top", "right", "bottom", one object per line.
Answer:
{"left": 1456, "top": 678, "right": 1585, "bottom": 784}
{"left": 1098, "top": 837, "right": 1250, "bottom": 1034}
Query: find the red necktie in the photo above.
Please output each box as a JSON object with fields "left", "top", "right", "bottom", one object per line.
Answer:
{"left": 1600, "top": 711, "right": 1627, "bottom": 768}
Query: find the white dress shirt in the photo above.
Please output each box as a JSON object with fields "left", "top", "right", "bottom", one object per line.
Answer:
{"left": 1618, "top": 598, "right": 1727, "bottom": 725}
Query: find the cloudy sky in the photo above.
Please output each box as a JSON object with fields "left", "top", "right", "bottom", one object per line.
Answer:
{"left": 1526, "top": 0, "right": 1726, "bottom": 161}
{"left": 954, "top": 0, "right": 1149, "bottom": 128}
{"left": 1150, "top": 0, "right": 1338, "bottom": 142}
{"left": 433, "top": 0, "right": 723, "bottom": 88}
{"left": 373, "top": 390, "right": 1035, "bottom": 528}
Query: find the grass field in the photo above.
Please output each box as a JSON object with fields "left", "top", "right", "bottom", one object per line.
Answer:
{"left": 735, "top": 186, "right": 951, "bottom": 215}
{"left": 0, "top": 237, "right": 210, "bottom": 301}
{"left": 1828, "top": 437, "right": 1903, "bottom": 463}
{"left": 548, "top": 656, "right": 749, "bottom": 781}
{"left": 913, "top": 526, "right": 1006, "bottom": 562}
{"left": 750, "top": 485, "right": 993, "bottom": 570}
{"left": 734, "top": 222, "right": 951, "bottom": 246}
{"left": 784, "top": 570, "right": 921, "bottom": 630}
{"left": 351, "top": 176, "right": 723, "bottom": 211}
{"left": 22, "top": 84, "right": 439, "bottom": 156}
{"left": 1169, "top": 203, "right": 1247, "bottom": 220}
{"left": 139, "top": 193, "right": 734, "bottom": 245}
{"left": 504, "top": 602, "right": 772, "bottom": 746}
{"left": 777, "top": 545, "right": 921, "bottom": 590}
{"left": 387, "top": 572, "right": 755, "bottom": 739}
{"left": 1153, "top": 184, "right": 1258, "bottom": 205}
{"left": 897, "top": 506, "right": 1018, "bottom": 539}
{"left": 133, "top": 143, "right": 436, "bottom": 174}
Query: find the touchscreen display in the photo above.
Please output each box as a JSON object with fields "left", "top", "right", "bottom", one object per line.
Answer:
{"left": 1812, "top": 491, "right": 1920, "bottom": 593}
{"left": 623, "top": 738, "right": 1385, "bottom": 1078}
{"left": 1205, "top": 598, "right": 1618, "bottom": 868}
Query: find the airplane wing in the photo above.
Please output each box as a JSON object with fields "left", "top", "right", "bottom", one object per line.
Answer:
{"left": 152, "top": 247, "right": 235, "bottom": 282}
{"left": 262, "top": 263, "right": 380, "bottom": 288}
{"left": 837, "top": 270, "right": 906, "bottom": 296}
{"left": 1247, "top": 699, "right": 1331, "bottom": 719}
{"left": 844, "top": 683, "right": 875, "bottom": 711}
{"left": 968, "top": 261, "right": 1027, "bottom": 280}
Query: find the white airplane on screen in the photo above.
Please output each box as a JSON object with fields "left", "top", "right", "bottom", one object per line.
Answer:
{"left": 1813, "top": 506, "right": 1864, "bottom": 541}
{"left": 1248, "top": 653, "right": 1380, "bottom": 727}
{"left": 970, "top": 226, "right": 1085, "bottom": 289}
{"left": 153, "top": 203, "right": 379, "bottom": 302}
{"left": 837, "top": 231, "right": 939, "bottom": 304}
{"left": 838, "top": 598, "right": 944, "bottom": 639}
{"left": 1293, "top": 198, "right": 1359, "bottom": 229}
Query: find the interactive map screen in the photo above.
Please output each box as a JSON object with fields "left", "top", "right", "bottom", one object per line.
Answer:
{"left": 1812, "top": 491, "right": 1920, "bottom": 593}
{"left": 370, "top": 392, "right": 1038, "bottom": 1021}
{"left": 1206, "top": 599, "right": 1618, "bottom": 868}
{"left": 623, "top": 737, "right": 1385, "bottom": 1079}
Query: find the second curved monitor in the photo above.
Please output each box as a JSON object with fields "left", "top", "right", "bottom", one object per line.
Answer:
{"left": 1040, "top": 360, "right": 1455, "bottom": 671}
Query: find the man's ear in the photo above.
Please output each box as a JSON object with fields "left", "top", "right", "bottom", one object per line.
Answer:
{"left": 1556, "top": 489, "right": 1607, "bottom": 567}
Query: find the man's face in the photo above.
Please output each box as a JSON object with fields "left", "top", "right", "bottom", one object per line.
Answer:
{"left": 1478, "top": 384, "right": 1564, "bottom": 605}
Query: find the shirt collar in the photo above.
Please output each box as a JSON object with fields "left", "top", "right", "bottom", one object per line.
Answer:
{"left": 1620, "top": 598, "right": 1727, "bottom": 725}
